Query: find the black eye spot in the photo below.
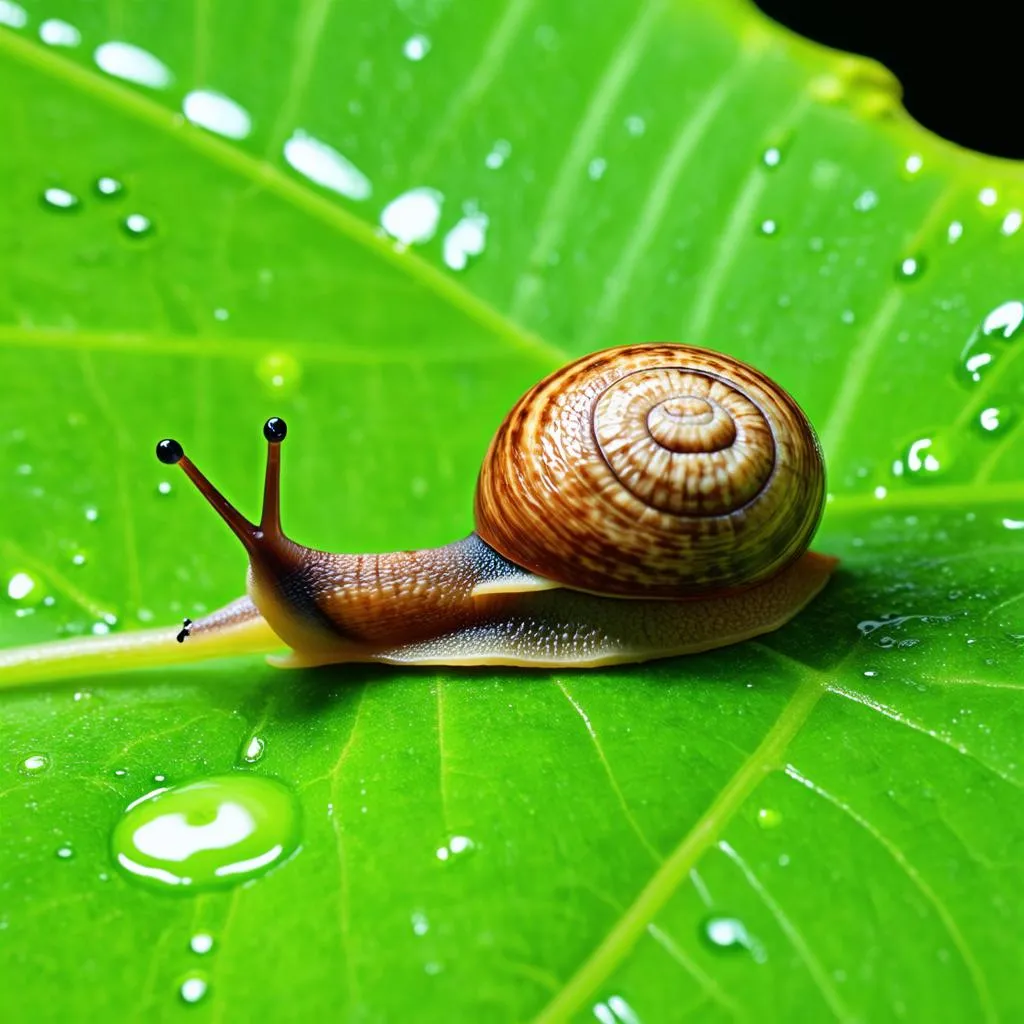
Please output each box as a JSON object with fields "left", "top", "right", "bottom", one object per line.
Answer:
{"left": 156, "top": 438, "right": 184, "bottom": 464}
{"left": 264, "top": 417, "right": 287, "bottom": 443}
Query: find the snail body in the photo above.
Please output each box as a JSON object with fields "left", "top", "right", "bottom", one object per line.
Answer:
{"left": 152, "top": 344, "right": 836, "bottom": 670}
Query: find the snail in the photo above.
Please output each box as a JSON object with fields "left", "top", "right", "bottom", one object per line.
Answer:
{"left": 0, "top": 344, "right": 837, "bottom": 685}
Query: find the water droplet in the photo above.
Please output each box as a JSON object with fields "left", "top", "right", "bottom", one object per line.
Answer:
{"left": 853, "top": 189, "right": 878, "bottom": 212}
{"left": 1002, "top": 210, "right": 1022, "bottom": 236}
{"left": 71, "top": 550, "right": 88, "bottom": 567}
{"left": 95, "top": 176, "right": 124, "bottom": 198}
{"left": 255, "top": 352, "right": 301, "bottom": 396}
{"left": 39, "top": 18, "right": 80, "bottom": 46}
{"left": 156, "top": 481, "right": 173, "bottom": 496}
{"left": 758, "top": 218, "right": 777, "bottom": 236}
{"left": 895, "top": 436, "right": 950, "bottom": 480}
{"left": 978, "top": 406, "right": 1012, "bottom": 435}
{"left": 436, "top": 835, "right": 475, "bottom": 861}
{"left": 873, "top": 485, "right": 887, "bottom": 499}
{"left": 625, "top": 114, "right": 646, "bottom": 136}
{"left": 484, "top": 139, "right": 511, "bottom": 170}
{"left": 380, "top": 187, "right": 443, "bottom": 245}
{"left": 904, "top": 153, "right": 923, "bottom": 175}
{"left": 840, "top": 309, "right": 856, "bottom": 325}
{"left": 1002, "top": 517, "right": 1024, "bottom": 531}
{"left": 947, "top": 220, "right": 964, "bottom": 243}
{"left": 443, "top": 210, "right": 489, "bottom": 271}
{"left": 594, "top": 995, "right": 641, "bottom": 1024}
{"left": 242, "top": 736, "right": 265, "bottom": 764}
{"left": 189, "top": 933, "right": 214, "bottom": 955}
{"left": 179, "top": 976, "right": 208, "bottom": 1004}
{"left": 701, "top": 916, "right": 764, "bottom": 960}
{"left": 122, "top": 213, "right": 153, "bottom": 238}
{"left": 979, "top": 187, "right": 998, "bottom": 207}
{"left": 0, "top": 1, "right": 25, "bottom": 28}
{"left": 403, "top": 34, "right": 430, "bottom": 61}
{"left": 182, "top": 90, "right": 252, "bottom": 140}
{"left": 283, "top": 130, "right": 371, "bottom": 201}
{"left": 981, "top": 300, "right": 1024, "bottom": 339}
{"left": 21, "top": 754, "right": 50, "bottom": 774}
{"left": 41, "top": 187, "right": 80, "bottom": 212}
{"left": 762, "top": 146, "right": 782, "bottom": 168}
{"left": 112, "top": 775, "right": 301, "bottom": 891}
{"left": 895, "top": 255, "right": 925, "bottom": 281}
{"left": 756, "top": 807, "right": 782, "bottom": 829}
{"left": 6, "top": 570, "right": 40, "bottom": 603}
{"left": 56, "top": 844, "right": 74, "bottom": 860}
{"left": 213, "top": 307, "right": 229, "bottom": 321}
{"left": 588, "top": 157, "right": 607, "bottom": 181}
{"left": 411, "top": 911, "right": 429, "bottom": 936}
{"left": 94, "top": 41, "right": 173, "bottom": 89}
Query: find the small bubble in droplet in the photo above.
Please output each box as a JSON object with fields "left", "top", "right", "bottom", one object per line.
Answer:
{"left": 255, "top": 351, "right": 302, "bottom": 396}
{"left": 95, "top": 176, "right": 124, "bottom": 199}
{"left": 21, "top": 754, "right": 50, "bottom": 774}
{"left": 180, "top": 976, "right": 208, "bottom": 1005}
{"left": 853, "top": 189, "right": 878, "bottom": 212}
{"left": 1001, "top": 211, "right": 1022, "bottom": 236}
{"left": 762, "top": 146, "right": 782, "bottom": 168}
{"left": 56, "top": 845, "right": 74, "bottom": 860}
{"left": 947, "top": 220, "right": 963, "bottom": 243}
{"left": 484, "top": 139, "right": 511, "bottom": 170}
{"left": 242, "top": 736, "right": 265, "bottom": 763}
{"left": 979, "top": 187, "right": 998, "bottom": 207}
{"left": 895, "top": 255, "right": 925, "bottom": 281}
{"left": 756, "top": 807, "right": 782, "bottom": 829}
{"left": 122, "top": 213, "right": 154, "bottom": 237}
{"left": 41, "top": 187, "right": 80, "bottom": 212}
{"left": 403, "top": 34, "right": 430, "bottom": 61}
{"left": 588, "top": 157, "right": 607, "bottom": 181}
{"left": 624, "top": 114, "right": 646, "bottom": 136}
{"left": 190, "top": 934, "right": 214, "bottom": 955}
{"left": 758, "top": 219, "right": 777, "bottom": 236}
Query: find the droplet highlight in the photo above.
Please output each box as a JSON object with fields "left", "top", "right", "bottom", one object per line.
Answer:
{"left": 182, "top": 90, "right": 252, "bottom": 140}
{"left": 122, "top": 213, "right": 154, "bottom": 238}
{"left": 283, "top": 130, "right": 371, "bottom": 201}
{"left": 41, "top": 188, "right": 80, "bottom": 212}
{"left": 40, "top": 19, "right": 80, "bottom": 47}
{"left": 112, "top": 775, "right": 301, "bottom": 891}
{"left": 443, "top": 210, "right": 489, "bottom": 271}
{"left": 380, "top": 187, "right": 443, "bottom": 245}
{"left": 94, "top": 41, "right": 173, "bottom": 89}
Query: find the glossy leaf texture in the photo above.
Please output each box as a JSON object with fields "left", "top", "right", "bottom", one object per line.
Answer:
{"left": 1, "top": 1, "right": 1023, "bottom": 1021}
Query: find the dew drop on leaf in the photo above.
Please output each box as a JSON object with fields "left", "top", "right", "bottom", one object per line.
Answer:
{"left": 39, "top": 18, "right": 80, "bottom": 47}
{"left": 189, "top": 934, "right": 214, "bottom": 955}
{"left": 701, "top": 915, "right": 763, "bottom": 960}
{"left": 112, "top": 775, "right": 301, "bottom": 891}
{"left": 255, "top": 352, "right": 302, "bottom": 396}
{"left": 895, "top": 255, "right": 925, "bottom": 281}
{"left": 122, "top": 213, "right": 154, "bottom": 238}
{"left": 179, "top": 975, "right": 208, "bottom": 1005}
{"left": 95, "top": 176, "right": 124, "bottom": 198}
{"left": 756, "top": 807, "right": 782, "bottom": 829}
{"left": 20, "top": 754, "right": 50, "bottom": 774}
{"left": 41, "top": 188, "right": 80, "bottom": 212}
{"left": 242, "top": 735, "right": 265, "bottom": 764}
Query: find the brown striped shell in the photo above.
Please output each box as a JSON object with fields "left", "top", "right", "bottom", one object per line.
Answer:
{"left": 474, "top": 344, "right": 826, "bottom": 599}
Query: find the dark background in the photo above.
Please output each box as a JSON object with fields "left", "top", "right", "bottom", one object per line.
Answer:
{"left": 755, "top": 1, "right": 1021, "bottom": 159}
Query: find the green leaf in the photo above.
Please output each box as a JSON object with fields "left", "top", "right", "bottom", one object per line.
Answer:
{"left": 2, "top": 1, "right": 1022, "bottom": 1020}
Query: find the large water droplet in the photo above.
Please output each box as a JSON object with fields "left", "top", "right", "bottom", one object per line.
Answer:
{"left": 6, "top": 569, "right": 41, "bottom": 603}
{"left": 283, "top": 130, "right": 371, "bottom": 201}
{"left": 94, "top": 41, "right": 173, "bottom": 89}
{"left": 894, "top": 436, "right": 951, "bottom": 481}
{"left": 122, "top": 213, "right": 154, "bottom": 238}
{"left": 39, "top": 18, "right": 80, "bottom": 46}
{"left": 179, "top": 976, "right": 208, "bottom": 1005}
{"left": 41, "top": 187, "right": 80, "bottom": 212}
{"left": 403, "top": 34, "right": 431, "bottom": 61}
{"left": 981, "top": 300, "right": 1024, "bottom": 339}
{"left": 189, "top": 934, "right": 214, "bottom": 955}
{"left": 21, "top": 754, "right": 50, "bottom": 774}
{"left": 182, "top": 90, "right": 252, "bottom": 140}
{"left": 0, "top": 1, "right": 27, "bottom": 29}
{"left": 380, "top": 187, "right": 443, "bottom": 245}
{"left": 112, "top": 775, "right": 301, "bottom": 891}
{"left": 443, "top": 210, "right": 489, "bottom": 271}
{"left": 95, "top": 176, "right": 124, "bottom": 199}
{"left": 241, "top": 736, "right": 265, "bottom": 764}
{"left": 958, "top": 300, "right": 1023, "bottom": 385}
{"left": 702, "top": 915, "right": 764, "bottom": 960}
{"left": 977, "top": 406, "right": 1013, "bottom": 436}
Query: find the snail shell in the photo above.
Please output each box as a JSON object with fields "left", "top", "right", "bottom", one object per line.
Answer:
{"left": 474, "top": 344, "right": 825, "bottom": 599}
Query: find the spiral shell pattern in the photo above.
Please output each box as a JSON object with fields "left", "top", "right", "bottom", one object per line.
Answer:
{"left": 474, "top": 344, "right": 825, "bottom": 598}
